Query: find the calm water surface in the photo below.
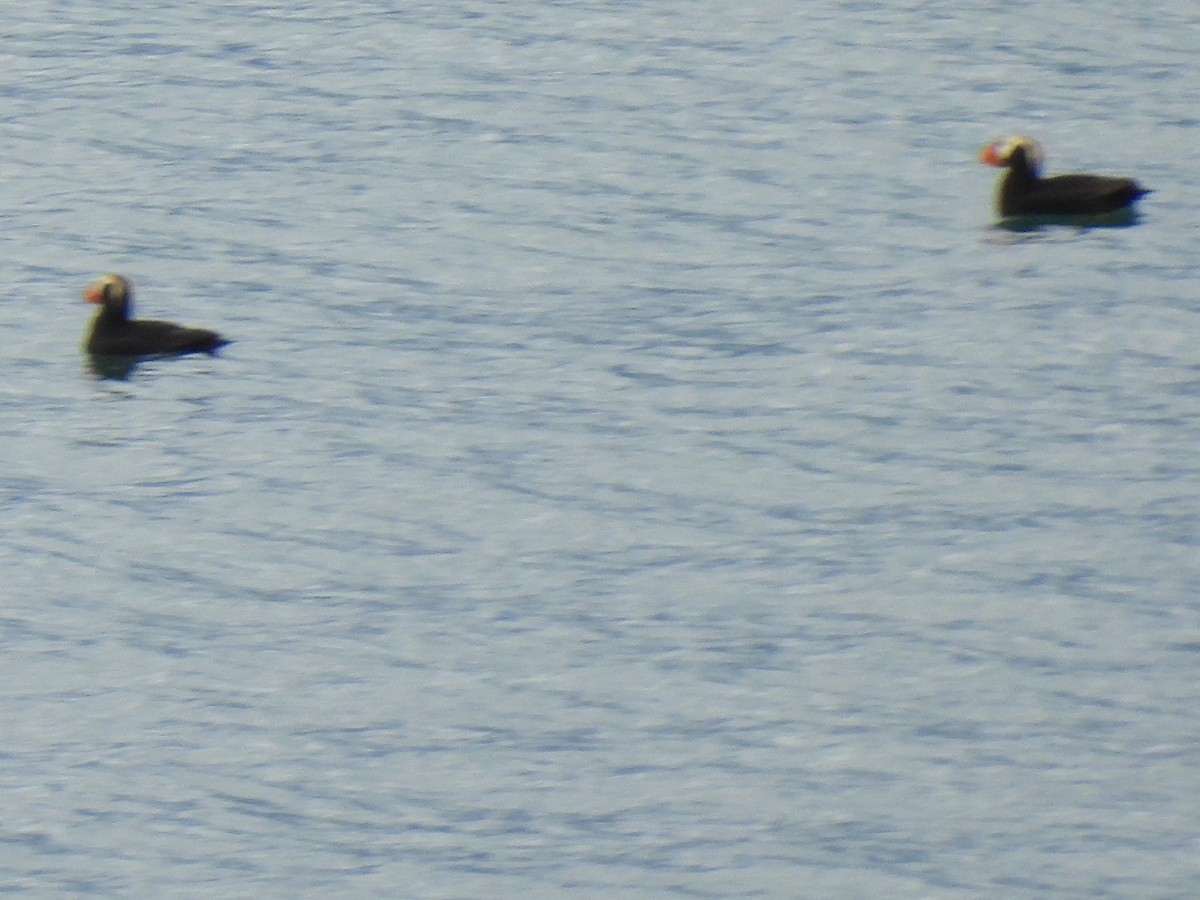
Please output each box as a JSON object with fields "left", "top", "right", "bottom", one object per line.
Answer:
{"left": 2, "top": 1, "right": 1199, "bottom": 896}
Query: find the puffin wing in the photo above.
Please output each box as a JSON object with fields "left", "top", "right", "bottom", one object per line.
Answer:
{"left": 1021, "top": 174, "right": 1149, "bottom": 216}
{"left": 88, "top": 318, "right": 228, "bottom": 356}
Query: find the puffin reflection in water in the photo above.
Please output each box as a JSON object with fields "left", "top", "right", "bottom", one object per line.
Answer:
{"left": 83, "top": 274, "right": 229, "bottom": 377}
{"left": 979, "top": 136, "right": 1150, "bottom": 221}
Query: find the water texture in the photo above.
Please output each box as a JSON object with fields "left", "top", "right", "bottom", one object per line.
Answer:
{"left": 2, "top": 1, "right": 1198, "bottom": 896}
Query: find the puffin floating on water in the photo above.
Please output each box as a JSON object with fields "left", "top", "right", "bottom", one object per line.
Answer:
{"left": 84, "top": 274, "right": 229, "bottom": 357}
{"left": 979, "top": 137, "right": 1150, "bottom": 218}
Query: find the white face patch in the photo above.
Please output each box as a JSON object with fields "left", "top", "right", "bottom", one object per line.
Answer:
{"left": 1004, "top": 136, "right": 1044, "bottom": 169}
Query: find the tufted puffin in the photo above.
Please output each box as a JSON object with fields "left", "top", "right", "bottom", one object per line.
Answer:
{"left": 84, "top": 274, "right": 229, "bottom": 357}
{"left": 979, "top": 137, "right": 1150, "bottom": 218}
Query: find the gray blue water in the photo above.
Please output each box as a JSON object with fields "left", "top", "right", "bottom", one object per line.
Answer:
{"left": 3, "top": 1, "right": 1199, "bottom": 896}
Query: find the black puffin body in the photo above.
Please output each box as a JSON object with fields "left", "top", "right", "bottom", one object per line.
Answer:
{"left": 979, "top": 137, "right": 1150, "bottom": 218}
{"left": 84, "top": 274, "right": 228, "bottom": 356}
